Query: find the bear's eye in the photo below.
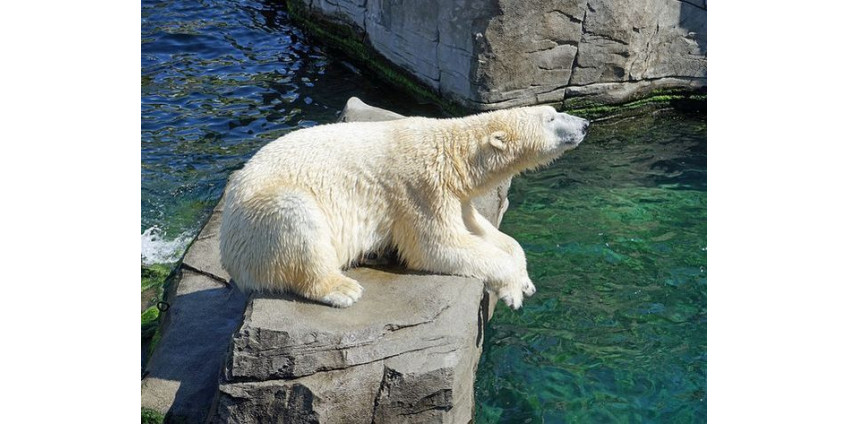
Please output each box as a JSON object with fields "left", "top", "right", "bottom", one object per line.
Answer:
{"left": 546, "top": 115, "right": 556, "bottom": 123}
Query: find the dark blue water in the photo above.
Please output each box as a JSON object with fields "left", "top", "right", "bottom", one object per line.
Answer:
{"left": 142, "top": 1, "right": 706, "bottom": 421}
{"left": 141, "top": 0, "right": 439, "bottom": 264}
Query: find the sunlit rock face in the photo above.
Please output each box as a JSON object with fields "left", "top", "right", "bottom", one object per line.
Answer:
{"left": 294, "top": 0, "right": 706, "bottom": 109}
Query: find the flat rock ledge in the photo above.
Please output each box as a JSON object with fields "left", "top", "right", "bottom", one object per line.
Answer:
{"left": 213, "top": 269, "right": 495, "bottom": 423}
{"left": 142, "top": 98, "right": 506, "bottom": 423}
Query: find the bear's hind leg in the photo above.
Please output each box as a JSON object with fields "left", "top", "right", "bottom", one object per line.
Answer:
{"left": 263, "top": 191, "right": 364, "bottom": 308}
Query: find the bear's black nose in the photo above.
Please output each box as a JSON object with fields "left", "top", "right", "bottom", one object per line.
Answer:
{"left": 581, "top": 120, "right": 590, "bottom": 132}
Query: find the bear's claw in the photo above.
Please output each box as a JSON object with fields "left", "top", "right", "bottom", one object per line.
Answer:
{"left": 498, "top": 286, "right": 524, "bottom": 310}
{"left": 522, "top": 278, "right": 536, "bottom": 297}
{"left": 498, "top": 276, "right": 536, "bottom": 310}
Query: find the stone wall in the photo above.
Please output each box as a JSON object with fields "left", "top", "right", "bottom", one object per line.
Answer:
{"left": 291, "top": 0, "right": 706, "bottom": 110}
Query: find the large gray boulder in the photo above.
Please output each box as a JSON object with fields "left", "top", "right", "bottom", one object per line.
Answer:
{"left": 142, "top": 98, "right": 507, "bottom": 423}
{"left": 213, "top": 269, "right": 494, "bottom": 423}
{"left": 292, "top": 0, "right": 706, "bottom": 110}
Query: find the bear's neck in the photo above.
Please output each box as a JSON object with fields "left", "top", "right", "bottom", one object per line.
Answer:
{"left": 436, "top": 116, "right": 517, "bottom": 200}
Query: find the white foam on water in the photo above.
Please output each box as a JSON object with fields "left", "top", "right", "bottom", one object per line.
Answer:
{"left": 141, "top": 226, "right": 193, "bottom": 265}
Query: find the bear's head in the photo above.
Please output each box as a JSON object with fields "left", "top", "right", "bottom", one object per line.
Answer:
{"left": 481, "top": 105, "right": 589, "bottom": 175}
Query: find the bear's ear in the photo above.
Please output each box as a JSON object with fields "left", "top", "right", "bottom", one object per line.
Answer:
{"left": 488, "top": 131, "right": 508, "bottom": 150}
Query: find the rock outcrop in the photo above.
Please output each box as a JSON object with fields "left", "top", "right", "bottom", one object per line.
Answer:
{"left": 291, "top": 0, "right": 706, "bottom": 110}
{"left": 141, "top": 98, "right": 507, "bottom": 422}
{"left": 213, "top": 269, "right": 495, "bottom": 423}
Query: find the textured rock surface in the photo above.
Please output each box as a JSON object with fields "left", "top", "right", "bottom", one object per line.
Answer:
{"left": 213, "top": 270, "right": 495, "bottom": 423}
{"left": 292, "top": 0, "right": 706, "bottom": 110}
{"left": 142, "top": 98, "right": 506, "bottom": 422}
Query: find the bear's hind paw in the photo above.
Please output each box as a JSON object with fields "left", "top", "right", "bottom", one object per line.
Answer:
{"left": 319, "top": 277, "right": 364, "bottom": 308}
{"left": 321, "top": 292, "right": 358, "bottom": 308}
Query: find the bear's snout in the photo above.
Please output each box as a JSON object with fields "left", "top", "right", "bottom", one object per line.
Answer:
{"left": 552, "top": 113, "right": 589, "bottom": 147}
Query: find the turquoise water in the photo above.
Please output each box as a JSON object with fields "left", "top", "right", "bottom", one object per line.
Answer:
{"left": 142, "top": 1, "right": 706, "bottom": 421}
{"left": 475, "top": 114, "right": 706, "bottom": 423}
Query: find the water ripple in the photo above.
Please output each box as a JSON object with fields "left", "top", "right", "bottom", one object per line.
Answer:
{"left": 141, "top": 0, "right": 441, "bottom": 251}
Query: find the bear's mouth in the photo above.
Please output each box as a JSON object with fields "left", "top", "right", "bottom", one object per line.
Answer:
{"left": 560, "top": 135, "right": 584, "bottom": 147}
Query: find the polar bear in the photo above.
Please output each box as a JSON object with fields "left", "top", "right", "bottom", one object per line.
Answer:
{"left": 219, "top": 105, "right": 588, "bottom": 309}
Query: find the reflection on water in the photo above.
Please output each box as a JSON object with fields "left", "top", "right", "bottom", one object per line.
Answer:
{"left": 142, "top": 1, "right": 706, "bottom": 421}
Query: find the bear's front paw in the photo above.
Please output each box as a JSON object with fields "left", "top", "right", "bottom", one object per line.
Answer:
{"left": 521, "top": 277, "right": 536, "bottom": 297}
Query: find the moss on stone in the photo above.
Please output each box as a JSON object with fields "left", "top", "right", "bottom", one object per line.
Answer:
{"left": 142, "top": 263, "right": 178, "bottom": 363}
{"left": 564, "top": 89, "right": 706, "bottom": 120}
{"left": 141, "top": 407, "right": 165, "bottom": 424}
{"left": 141, "top": 264, "right": 171, "bottom": 335}
{"left": 142, "top": 263, "right": 171, "bottom": 293}
{"left": 141, "top": 305, "right": 160, "bottom": 339}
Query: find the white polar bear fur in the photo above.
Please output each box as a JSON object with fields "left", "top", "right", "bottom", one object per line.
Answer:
{"left": 220, "top": 105, "right": 588, "bottom": 309}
